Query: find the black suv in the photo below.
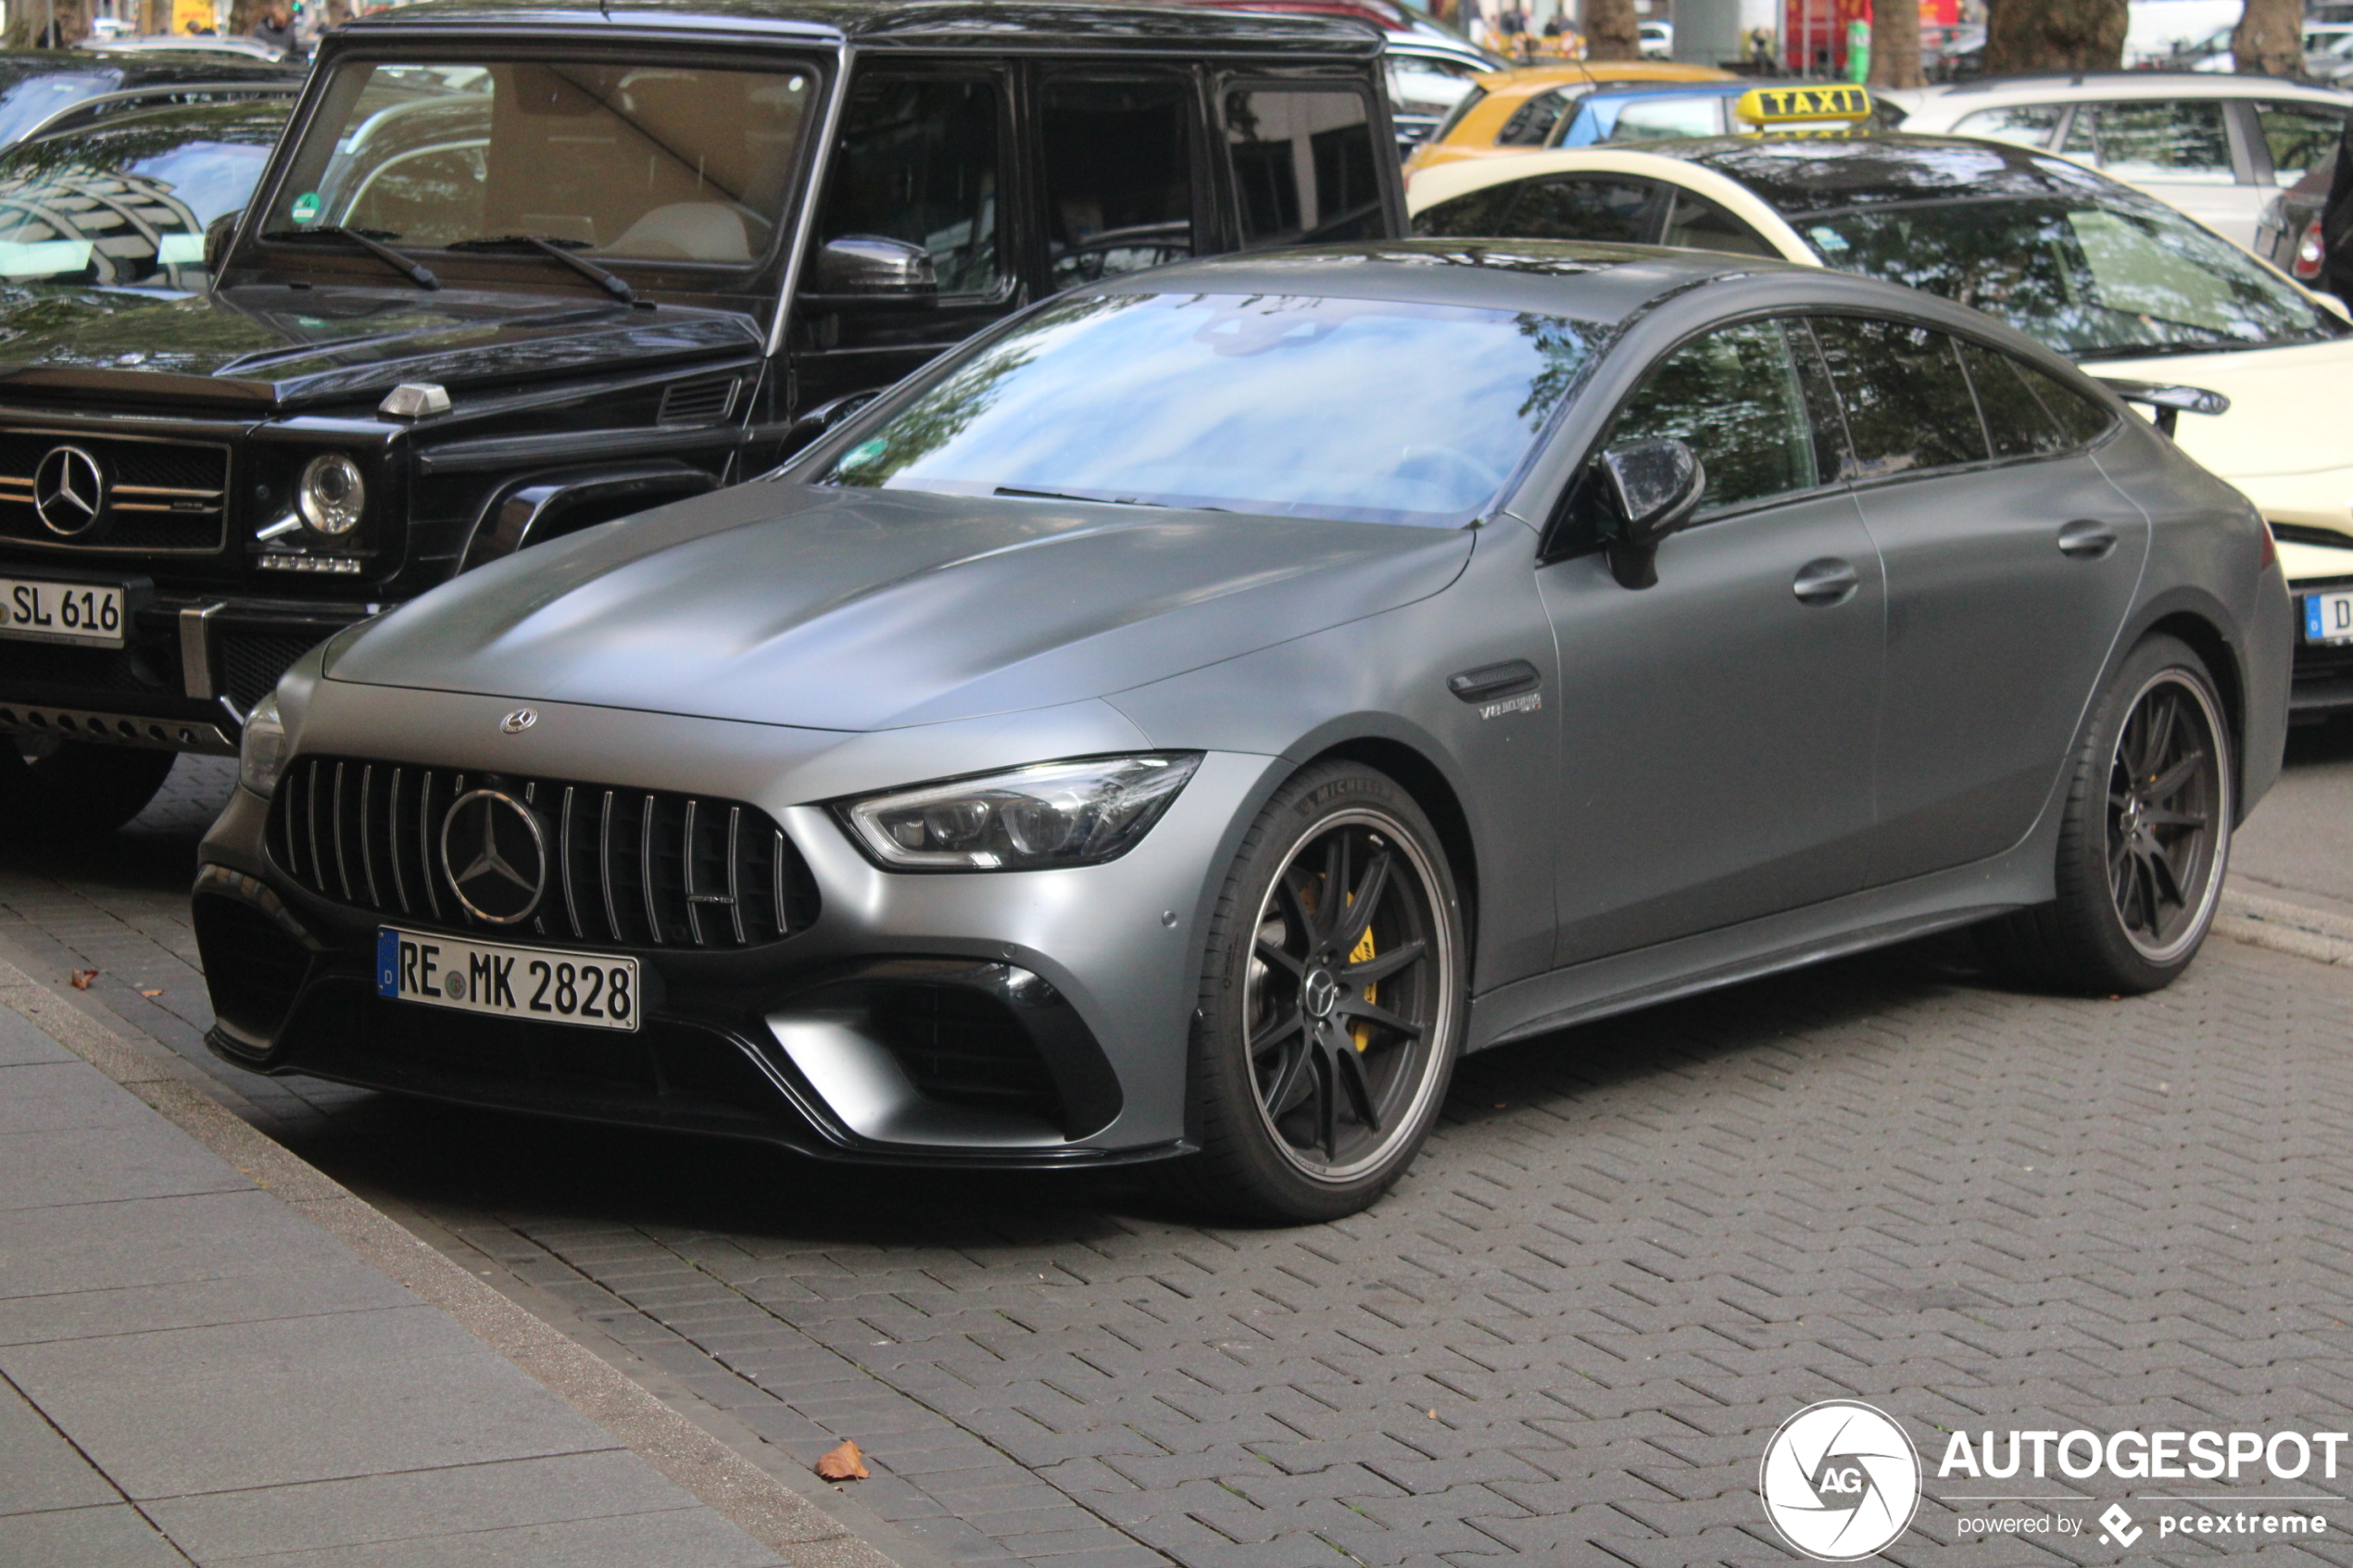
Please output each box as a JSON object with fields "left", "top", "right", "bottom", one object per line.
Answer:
{"left": 0, "top": 1, "right": 1398, "bottom": 837}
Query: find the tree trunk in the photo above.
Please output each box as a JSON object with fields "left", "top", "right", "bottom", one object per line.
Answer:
{"left": 1584, "top": 0, "right": 1639, "bottom": 60}
{"left": 1983, "top": 0, "right": 2126, "bottom": 72}
{"left": 1868, "top": 0, "right": 1925, "bottom": 87}
{"left": 2233, "top": 0, "right": 2303, "bottom": 78}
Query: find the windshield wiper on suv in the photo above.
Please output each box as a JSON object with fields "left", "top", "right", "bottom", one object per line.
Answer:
{"left": 258, "top": 226, "right": 438, "bottom": 290}
{"left": 446, "top": 233, "right": 636, "bottom": 304}
{"left": 994, "top": 486, "right": 1227, "bottom": 511}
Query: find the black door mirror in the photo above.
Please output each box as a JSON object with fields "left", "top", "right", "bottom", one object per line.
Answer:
{"left": 810, "top": 234, "right": 938, "bottom": 295}
{"left": 203, "top": 208, "right": 242, "bottom": 276}
{"left": 1598, "top": 437, "right": 1705, "bottom": 589}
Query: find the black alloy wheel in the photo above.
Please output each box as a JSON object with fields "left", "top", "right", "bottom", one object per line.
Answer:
{"left": 0, "top": 734, "right": 176, "bottom": 844}
{"left": 1979, "top": 633, "right": 2232, "bottom": 995}
{"left": 1174, "top": 761, "right": 1465, "bottom": 1223}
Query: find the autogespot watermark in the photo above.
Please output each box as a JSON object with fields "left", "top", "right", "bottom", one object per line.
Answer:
{"left": 1758, "top": 1408, "right": 2344, "bottom": 1561}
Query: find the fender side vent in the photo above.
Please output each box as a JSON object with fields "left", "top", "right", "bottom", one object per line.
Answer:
{"left": 658, "top": 375, "right": 739, "bottom": 425}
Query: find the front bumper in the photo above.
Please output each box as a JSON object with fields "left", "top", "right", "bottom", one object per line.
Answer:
{"left": 192, "top": 717, "right": 1274, "bottom": 1168}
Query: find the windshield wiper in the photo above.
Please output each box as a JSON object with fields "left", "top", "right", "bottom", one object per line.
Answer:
{"left": 259, "top": 226, "right": 438, "bottom": 290}
{"left": 446, "top": 233, "right": 635, "bottom": 304}
{"left": 994, "top": 485, "right": 1227, "bottom": 511}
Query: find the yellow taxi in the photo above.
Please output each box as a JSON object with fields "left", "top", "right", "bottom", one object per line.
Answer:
{"left": 1401, "top": 59, "right": 1736, "bottom": 176}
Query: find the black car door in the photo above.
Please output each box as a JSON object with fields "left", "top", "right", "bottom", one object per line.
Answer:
{"left": 1537, "top": 316, "right": 1886, "bottom": 965}
{"left": 1809, "top": 316, "right": 2151, "bottom": 884}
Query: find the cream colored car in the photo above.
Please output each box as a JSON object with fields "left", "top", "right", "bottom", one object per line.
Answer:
{"left": 1410, "top": 133, "right": 2353, "bottom": 714}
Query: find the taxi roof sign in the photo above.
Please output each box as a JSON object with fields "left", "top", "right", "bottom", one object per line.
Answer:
{"left": 1732, "top": 85, "right": 1874, "bottom": 127}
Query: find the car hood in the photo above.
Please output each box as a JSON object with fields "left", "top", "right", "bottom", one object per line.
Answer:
{"left": 0, "top": 285, "right": 761, "bottom": 412}
{"left": 323, "top": 482, "right": 1478, "bottom": 732}
{"left": 2095, "top": 335, "right": 2353, "bottom": 485}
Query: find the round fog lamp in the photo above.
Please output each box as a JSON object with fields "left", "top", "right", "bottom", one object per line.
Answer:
{"left": 298, "top": 453, "right": 366, "bottom": 534}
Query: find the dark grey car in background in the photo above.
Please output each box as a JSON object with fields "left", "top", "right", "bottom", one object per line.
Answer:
{"left": 194, "top": 241, "right": 2290, "bottom": 1221}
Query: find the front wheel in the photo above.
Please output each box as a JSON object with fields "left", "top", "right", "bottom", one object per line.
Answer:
{"left": 0, "top": 736, "right": 176, "bottom": 845}
{"left": 1170, "top": 762, "right": 1466, "bottom": 1223}
{"left": 1980, "top": 633, "right": 2233, "bottom": 995}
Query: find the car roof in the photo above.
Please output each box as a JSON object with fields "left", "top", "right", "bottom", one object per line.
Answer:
{"left": 0, "top": 48, "right": 298, "bottom": 85}
{"left": 1086, "top": 236, "right": 1810, "bottom": 322}
{"left": 337, "top": 0, "right": 1386, "bottom": 54}
{"left": 1585, "top": 130, "right": 2131, "bottom": 217}
{"left": 1469, "top": 59, "right": 1732, "bottom": 95}
{"left": 1902, "top": 69, "right": 2352, "bottom": 103}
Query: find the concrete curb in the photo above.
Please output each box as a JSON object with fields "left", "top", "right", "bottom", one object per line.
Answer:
{"left": 2215, "top": 889, "right": 2353, "bottom": 968}
{"left": 0, "top": 955, "right": 950, "bottom": 1568}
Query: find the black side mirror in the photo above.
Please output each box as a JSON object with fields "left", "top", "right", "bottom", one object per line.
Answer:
{"left": 1599, "top": 438, "right": 1705, "bottom": 590}
{"left": 809, "top": 235, "right": 937, "bottom": 296}
{"left": 203, "top": 208, "right": 242, "bottom": 276}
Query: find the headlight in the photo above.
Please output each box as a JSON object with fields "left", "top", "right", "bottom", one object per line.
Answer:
{"left": 838, "top": 753, "right": 1202, "bottom": 871}
{"left": 298, "top": 453, "right": 366, "bottom": 535}
{"left": 238, "top": 690, "right": 289, "bottom": 797}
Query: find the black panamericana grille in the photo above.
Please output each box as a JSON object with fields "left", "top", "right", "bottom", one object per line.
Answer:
{"left": 0, "top": 430, "right": 230, "bottom": 552}
{"left": 268, "top": 757, "right": 820, "bottom": 950}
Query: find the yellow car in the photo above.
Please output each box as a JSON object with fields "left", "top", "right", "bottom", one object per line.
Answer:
{"left": 1402, "top": 59, "right": 1735, "bottom": 176}
{"left": 1410, "top": 109, "right": 2353, "bottom": 716}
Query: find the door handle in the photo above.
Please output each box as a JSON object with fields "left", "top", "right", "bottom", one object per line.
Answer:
{"left": 1792, "top": 558, "right": 1858, "bottom": 607}
{"left": 2058, "top": 520, "right": 2120, "bottom": 559}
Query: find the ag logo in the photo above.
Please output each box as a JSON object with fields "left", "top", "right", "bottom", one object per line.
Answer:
{"left": 1759, "top": 1400, "right": 1920, "bottom": 1562}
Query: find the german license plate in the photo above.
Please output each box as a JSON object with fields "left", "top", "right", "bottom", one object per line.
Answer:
{"left": 2306, "top": 590, "right": 2353, "bottom": 646}
{"left": 0, "top": 577, "right": 126, "bottom": 648}
{"left": 375, "top": 927, "right": 639, "bottom": 1033}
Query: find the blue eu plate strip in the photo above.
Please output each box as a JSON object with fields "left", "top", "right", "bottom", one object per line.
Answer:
{"left": 376, "top": 928, "right": 398, "bottom": 998}
{"left": 2309, "top": 596, "right": 2327, "bottom": 643}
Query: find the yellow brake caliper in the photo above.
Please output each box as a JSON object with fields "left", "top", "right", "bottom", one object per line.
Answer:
{"left": 1347, "top": 923, "right": 1376, "bottom": 1051}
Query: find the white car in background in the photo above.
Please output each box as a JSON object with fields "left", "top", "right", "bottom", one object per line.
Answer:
{"left": 1877, "top": 72, "right": 2352, "bottom": 250}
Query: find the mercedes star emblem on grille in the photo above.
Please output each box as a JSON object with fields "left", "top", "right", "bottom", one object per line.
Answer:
{"left": 500, "top": 709, "right": 537, "bottom": 734}
{"left": 439, "top": 789, "right": 547, "bottom": 924}
{"left": 32, "top": 445, "right": 107, "bottom": 537}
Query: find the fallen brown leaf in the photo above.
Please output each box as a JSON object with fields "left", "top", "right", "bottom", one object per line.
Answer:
{"left": 69, "top": 971, "right": 96, "bottom": 990}
{"left": 814, "top": 1438, "right": 869, "bottom": 1481}
{"left": 140, "top": 989, "right": 163, "bottom": 997}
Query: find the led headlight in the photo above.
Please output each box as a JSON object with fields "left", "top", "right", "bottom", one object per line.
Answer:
{"left": 297, "top": 453, "right": 366, "bottom": 534}
{"left": 237, "top": 691, "right": 289, "bottom": 797}
{"left": 839, "top": 753, "right": 1202, "bottom": 871}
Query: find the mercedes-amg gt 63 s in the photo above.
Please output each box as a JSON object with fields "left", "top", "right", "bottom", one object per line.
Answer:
{"left": 194, "top": 240, "right": 2289, "bottom": 1221}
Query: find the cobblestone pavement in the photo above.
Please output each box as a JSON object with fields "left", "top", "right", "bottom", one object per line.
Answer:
{"left": 6, "top": 748, "right": 2353, "bottom": 1567}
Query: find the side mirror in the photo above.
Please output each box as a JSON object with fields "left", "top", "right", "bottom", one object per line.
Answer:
{"left": 203, "top": 208, "right": 242, "bottom": 275}
{"left": 1598, "top": 438, "right": 1705, "bottom": 590}
{"left": 809, "top": 234, "right": 937, "bottom": 296}
{"left": 781, "top": 389, "right": 880, "bottom": 455}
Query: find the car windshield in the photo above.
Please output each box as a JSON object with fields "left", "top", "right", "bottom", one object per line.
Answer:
{"left": 258, "top": 59, "right": 816, "bottom": 266}
{"left": 820, "top": 291, "right": 1599, "bottom": 527}
{"left": 1801, "top": 193, "right": 2338, "bottom": 357}
{"left": 0, "top": 100, "right": 287, "bottom": 288}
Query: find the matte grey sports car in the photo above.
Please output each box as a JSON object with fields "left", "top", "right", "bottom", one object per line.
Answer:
{"left": 192, "top": 240, "right": 2291, "bottom": 1221}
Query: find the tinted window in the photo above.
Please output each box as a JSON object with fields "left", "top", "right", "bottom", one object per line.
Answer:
{"left": 824, "top": 292, "right": 1599, "bottom": 528}
{"left": 1227, "top": 89, "right": 1381, "bottom": 246}
{"left": 1609, "top": 320, "right": 1820, "bottom": 517}
{"left": 1412, "top": 182, "right": 1516, "bottom": 237}
{"left": 1506, "top": 175, "right": 1660, "bottom": 242}
{"left": 1951, "top": 104, "right": 2064, "bottom": 148}
{"left": 2065, "top": 100, "right": 2233, "bottom": 185}
{"left": 819, "top": 78, "right": 1000, "bottom": 295}
{"left": 1661, "top": 189, "right": 1773, "bottom": 256}
{"left": 1955, "top": 339, "right": 2068, "bottom": 458}
{"left": 2259, "top": 102, "right": 2346, "bottom": 182}
{"left": 1809, "top": 317, "right": 1987, "bottom": 478}
{"left": 1497, "top": 87, "right": 1571, "bottom": 146}
{"left": 1041, "top": 78, "right": 1192, "bottom": 290}
{"left": 2014, "top": 361, "right": 2115, "bottom": 445}
{"left": 1428, "top": 83, "right": 1487, "bottom": 144}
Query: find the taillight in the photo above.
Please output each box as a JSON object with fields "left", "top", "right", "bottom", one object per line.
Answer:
{"left": 2295, "top": 216, "right": 2326, "bottom": 281}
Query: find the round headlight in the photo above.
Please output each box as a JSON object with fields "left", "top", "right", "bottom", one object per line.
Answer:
{"left": 298, "top": 453, "right": 366, "bottom": 535}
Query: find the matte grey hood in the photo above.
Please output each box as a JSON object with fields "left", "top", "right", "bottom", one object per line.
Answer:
{"left": 325, "top": 482, "right": 1477, "bottom": 732}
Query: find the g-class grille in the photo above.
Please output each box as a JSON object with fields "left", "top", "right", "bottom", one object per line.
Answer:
{"left": 268, "top": 757, "right": 820, "bottom": 950}
{"left": 0, "top": 430, "right": 229, "bottom": 552}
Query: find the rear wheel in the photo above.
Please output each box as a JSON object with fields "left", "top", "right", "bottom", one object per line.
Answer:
{"left": 0, "top": 735, "right": 175, "bottom": 845}
{"left": 1979, "top": 634, "right": 2232, "bottom": 995}
{"left": 1170, "top": 762, "right": 1466, "bottom": 1223}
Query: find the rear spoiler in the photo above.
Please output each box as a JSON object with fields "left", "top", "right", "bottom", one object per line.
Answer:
{"left": 2091, "top": 377, "right": 2230, "bottom": 437}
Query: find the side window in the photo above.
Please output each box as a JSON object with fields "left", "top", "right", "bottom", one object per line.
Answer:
{"left": 2064, "top": 100, "right": 2235, "bottom": 185}
{"left": 1040, "top": 78, "right": 1194, "bottom": 291}
{"left": 1504, "top": 176, "right": 1663, "bottom": 243}
{"left": 2013, "top": 360, "right": 2118, "bottom": 445}
{"left": 1496, "top": 87, "right": 1571, "bottom": 147}
{"left": 1951, "top": 103, "right": 2064, "bottom": 148}
{"left": 1411, "top": 182, "right": 1516, "bottom": 238}
{"left": 1607, "top": 320, "right": 1821, "bottom": 519}
{"left": 1226, "top": 89, "right": 1383, "bottom": 246}
{"left": 1604, "top": 96, "right": 1725, "bottom": 143}
{"left": 2257, "top": 102, "right": 2347, "bottom": 182}
{"left": 818, "top": 77, "right": 1002, "bottom": 295}
{"left": 1954, "top": 339, "right": 2069, "bottom": 458}
{"left": 1808, "top": 317, "right": 1990, "bottom": 478}
{"left": 1660, "top": 189, "right": 1774, "bottom": 257}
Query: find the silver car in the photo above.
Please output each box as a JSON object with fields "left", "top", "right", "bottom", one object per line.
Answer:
{"left": 193, "top": 241, "right": 2290, "bottom": 1221}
